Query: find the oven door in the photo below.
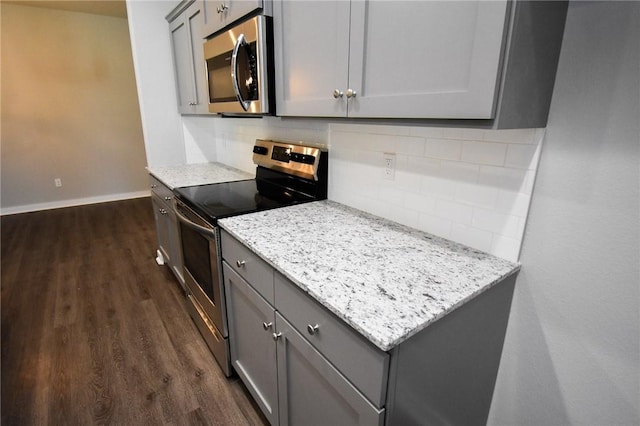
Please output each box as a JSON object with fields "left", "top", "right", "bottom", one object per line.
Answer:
{"left": 174, "top": 199, "right": 228, "bottom": 338}
{"left": 203, "top": 15, "right": 271, "bottom": 114}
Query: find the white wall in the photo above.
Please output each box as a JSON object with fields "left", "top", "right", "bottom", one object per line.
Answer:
{"left": 126, "top": 0, "right": 186, "bottom": 168}
{"left": 0, "top": 3, "right": 149, "bottom": 215}
{"left": 488, "top": 1, "right": 639, "bottom": 424}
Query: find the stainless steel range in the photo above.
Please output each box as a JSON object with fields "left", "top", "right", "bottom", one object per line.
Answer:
{"left": 173, "top": 140, "right": 328, "bottom": 376}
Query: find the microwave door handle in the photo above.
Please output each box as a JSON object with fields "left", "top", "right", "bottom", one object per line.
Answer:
{"left": 231, "top": 33, "right": 251, "bottom": 112}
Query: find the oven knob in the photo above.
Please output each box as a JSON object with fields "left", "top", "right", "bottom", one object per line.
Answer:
{"left": 236, "top": 260, "right": 246, "bottom": 268}
{"left": 253, "top": 146, "right": 268, "bottom": 155}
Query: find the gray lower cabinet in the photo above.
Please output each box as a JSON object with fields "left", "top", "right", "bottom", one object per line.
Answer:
{"left": 224, "top": 262, "right": 279, "bottom": 425}
{"left": 222, "top": 231, "right": 384, "bottom": 425}
{"left": 221, "top": 229, "right": 516, "bottom": 425}
{"left": 150, "top": 175, "right": 184, "bottom": 287}
{"left": 275, "top": 312, "right": 384, "bottom": 426}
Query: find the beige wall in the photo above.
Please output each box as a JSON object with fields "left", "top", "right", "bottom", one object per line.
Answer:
{"left": 1, "top": 3, "right": 148, "bottom": 214}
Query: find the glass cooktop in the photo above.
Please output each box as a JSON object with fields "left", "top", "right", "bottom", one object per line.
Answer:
{"left": 174, "top": 178, "right": 315, "bottom": 225}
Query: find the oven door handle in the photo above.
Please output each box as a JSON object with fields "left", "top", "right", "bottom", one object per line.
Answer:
{"left": 174, "top": 206, "right": 216, "bottom": 239}
{"left": 231, "top": 33, "right": 251, "bottom": 112}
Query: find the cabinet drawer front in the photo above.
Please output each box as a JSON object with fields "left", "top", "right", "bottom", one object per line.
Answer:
{"left": 274, "top": 272, "right": 389, "bottom": 408}
{"left": 149, "top": 175, "right": 174, "bottom": 204}
{"left": 221, "top": 230, "right": 274, "bottom": 304}
{"left": 276, "top": 313, "right": 385, "bottom": 426}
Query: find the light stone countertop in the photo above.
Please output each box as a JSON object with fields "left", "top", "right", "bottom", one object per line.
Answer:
{"left": 219, "top": 200, "right": 519, "bottom": 352}
{"left": 147, "top": 162, "right": 253, "bottom": 189}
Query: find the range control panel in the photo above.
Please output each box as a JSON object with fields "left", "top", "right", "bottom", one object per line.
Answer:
{"left": 252, "top": 139, "right": 326, "bottom": 181}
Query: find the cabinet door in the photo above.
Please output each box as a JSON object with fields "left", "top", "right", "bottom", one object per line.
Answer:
{"left": 275, "top": 313, "right": 385, "bottom": 426}
{"left": 346, "top": 0, "right": 508, "bottom": 119}
{"left": 273, "top": 0, "right": 351, "bottom": 117}
{"left": 186, "top": 3, "right": 209, "bottom": 114}
{"left": 169, "top": 2, "right": 209, "bottom": 114}
{"left": 224, "top": 263, "right": 279, "bottom": 425}
{"left": 169, "top": 14, "right": 195, "bottom": 113}
{"left": 151, "top": 194, "right": 171, "bottom": 264}
{"left": 202, "top": 0, "right": 263, "bottom": 38}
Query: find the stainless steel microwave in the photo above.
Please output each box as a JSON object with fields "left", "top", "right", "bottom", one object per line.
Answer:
{"left": 203, "top": 15, "right": 272, "bottom": 115}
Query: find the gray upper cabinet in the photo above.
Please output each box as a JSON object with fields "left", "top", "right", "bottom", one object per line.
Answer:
{"left": 274, "top": 0, "right": 506, "bottom": 119}
{"left": 274, "top": 0, "right": 568, "bottom": 128}
{"left": 167, "top": 1, "right": 209, "bottom": 114}
{"left": 202, "top": 0, "right": 265, "bottom": 38}
{"left": 273, "top": 0, "right": 351, "bottom": 117}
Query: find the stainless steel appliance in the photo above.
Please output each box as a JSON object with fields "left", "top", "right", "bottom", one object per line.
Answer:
{"left": 203, "top": 15, "right": 273, "bottom": 115}
{"left": 174, "top": 140, "right": 328, "bottom": 376}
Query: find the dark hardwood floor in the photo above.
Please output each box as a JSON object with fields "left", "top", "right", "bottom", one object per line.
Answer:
{"left": 1, "top": 197, "right": 268, "bottom": 425}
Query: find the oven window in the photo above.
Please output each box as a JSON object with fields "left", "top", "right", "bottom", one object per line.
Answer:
{"left": 180, "top": 222, "right": 215, "bottom": 303}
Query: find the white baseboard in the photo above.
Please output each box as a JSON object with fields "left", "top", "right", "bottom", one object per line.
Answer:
{"left": 0, "top": 190, "right": 151, "bottom": 216}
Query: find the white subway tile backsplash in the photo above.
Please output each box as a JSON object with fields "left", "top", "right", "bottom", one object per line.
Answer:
{"left": 478, "top": 165, "right": 529, "bottom": 192}
{"left": 404, "top": 193, "right": 437, "bottom": 215}
{"left": 483, "top": 128, "right": 536, "bottom": 144}
{"left": 451, "top": 224, "right": 493, "bottom": 253}
{"left": 425, "top": 138, "right": 463, "bottom": 160}
{"left": 455, "top": 183, "right": 499, "bottom": 209}
{"left": 422, "top": 176, "right": 457, "bottom": 200}
{"left": 472, "top": 208, "right": 521, "bottom": 238}
{"left": 393, "top": 136, "right": 426, "bottom": 156}
{"left": 436, "top": 199, "right": 474, "bottom": 225}
{"left": 491, "top": 235, "right": 521, "bottom": 262}
{"left": 505, "top": 143, "right": 540, "bottom": 170}
{"left": 461, "top": 141, "right": 507, "bottom": 166}
{"left": 438, "top": 127, "right": 486, "bottom": 141}
{"left": 495, "top": 190, "right": 531, "bottom": 217}
{"left": 211, "top": 120, "right": 543, "bottom": 262}
{"left": 417, "top": 213, "right": 452, "bottom": 239}
{"left": 388, "top": 205, "right": 420, "bottom": 228}
{"left": 439, "top": 160, "right": 479, "bottom": 183}
{"left": 378, "top": 182, "right": 406, "bottom": 205}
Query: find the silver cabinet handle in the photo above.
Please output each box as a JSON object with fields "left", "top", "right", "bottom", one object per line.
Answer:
{"left": 263, "top": 322, "right": 273, "bottom": 330}
{"left": 151, "top": 184, "right": 157, "bottom": 189}
{"left": 272, "top": 332, "right": 282, "bottom": 341}
{"left": 307, "top": 324, "right": 320, "bottom": 335}
{"left": 217, "top": 3, "right": 228, "bottom": 13}
{"left": 333, "top": 89, "right": 344, "bottom": 99}
{"left": 236, "top": 260, "right": 246, "bottom": 268}
{"left": 346, "top": 89, "right": 357, "bottom": 98}
{"left": 159, "top": 208, "right": 168, "bottom": 215}
{"left": 164, "top": 196, "right": 172, "bottom": 201}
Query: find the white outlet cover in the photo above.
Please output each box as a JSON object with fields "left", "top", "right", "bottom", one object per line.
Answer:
{"left": 383, "top": 153, "right": 396, "bottom": 180}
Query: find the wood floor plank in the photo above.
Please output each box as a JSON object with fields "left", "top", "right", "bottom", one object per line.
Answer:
{"left": 1, "top": 198, "right": 268, "bottom": 425}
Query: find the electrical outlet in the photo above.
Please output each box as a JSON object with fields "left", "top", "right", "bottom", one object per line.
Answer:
{"left": 383, "top": 153, "right": 396, "bottom": 180}
{"left": 54, "top": 178, "right": 62, "bottom": 187}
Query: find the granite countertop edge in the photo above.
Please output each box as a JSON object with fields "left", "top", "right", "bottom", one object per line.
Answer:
{"left": 146, "top": 162, "right": 254, "bottom": 189}
{"left": 219, "top": 201, "right": 520, "bottom": 352}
